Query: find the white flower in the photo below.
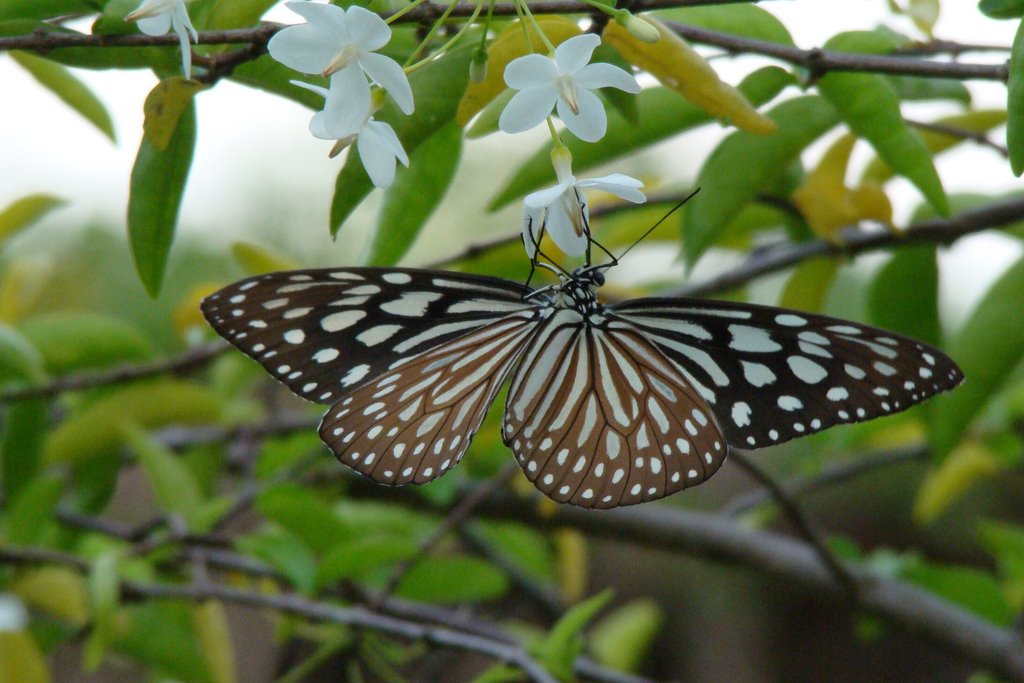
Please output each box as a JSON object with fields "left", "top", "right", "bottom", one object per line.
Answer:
{"left": 269, "top": 1, "right": 413, "bottom": 138}
{"left": 126, "top": 0, "right": 198, "bottom": 79}
{"left": 522, "top": 149, "right": 645, "bottom": 258}
{"left": 294, "top": 81, "right": 409, "bottom": 189}
{"left": 499, "top": 34, "right": 640, "bottom": 143}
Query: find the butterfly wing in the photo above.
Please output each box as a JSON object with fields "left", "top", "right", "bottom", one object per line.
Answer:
{"left": 609, "top": 298, "right": 964, "bottom": 449}
{"left": 201, "top": 268, "right": 533, "bottom": 403}
{"left": 319, "top": 311, "right": 541, "bottom": 485}
{"left": 502, "top": 309, "right": 726, "bottom": 509}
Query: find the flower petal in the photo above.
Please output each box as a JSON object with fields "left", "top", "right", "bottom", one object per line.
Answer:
{"left": 524, "top": 181, "right": 573, "bottom": 209}
{"left": 499, "top": 87, "right": 558, "bottom": 134}
{"left": 576, "top": 173, "right": 646, "bottom": 203}
{"left": 365, "top": 119, "right": 409, "bottom": 166}
{"left": 359, "top": 52, "right": 414, "bottom": 114}
{"left": 504, "top": 53, "right": 559, "bottom": 89}
{"left": 574, "top": 62, "right": 640, "bottom": 93}
{"left": 553, "top": 34, "right": 600, "bottom": 75}
{"left": 358, "top": 124, "right": 401, "bottom": 188}
{"left": 521, "top": 204, "right": 545, "bottom": 258}
{"left": 136, "top": 12, "right": 172, "bottom": 35}
{"left": 171, "top": 10, "right": 193, "bottom": 78}
{"left": 556, "top": 87, "right": 606, "bottom": 142}
{"left": 290, "top": 79, "right": 330, "bottom": 99}
{"left": 546, "top": 192, "right": 588, "bottom": 256}
{"left": 344, "top": 6, "right": 391, "bottom": 51}
{"left": 268, "top": 22, "right": 339, "bottom": 73}
{"left": 285, "top": 0, "right": 349, "bottom": 38}
{"left": 317, "top": 66, "right": 372, "bottom": 138}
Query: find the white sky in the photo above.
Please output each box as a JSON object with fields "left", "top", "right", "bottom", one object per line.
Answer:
{"left": 0, "top": 1, "right": 1020, "bottom": 321}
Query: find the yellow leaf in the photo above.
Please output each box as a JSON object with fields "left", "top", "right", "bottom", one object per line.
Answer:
{"left": 0, "top": 259, "right": 53, "bottom": 324}
{"left": 554, "top": 529, "right": 588, "bottom": 603}
{"left": 0, "top": 631, "right": 50, "bottom": 683}
{"left": 11, "top": 567, "right": 90, "bottom": 626}
{"left": 194, "top": 600, "right": 237, "bottom": 683}
{"left": 143, "top": 78, "right": 205, "bottom": 151}
{"left": 0, "top": 194, "right": 66, "bottom": 247}
{"left": 456, "top": 17, "right": 582, "bottom": 127}
{"left": 231, "top": 241, "right": 302, "bottom": 275}
{"left": 914, "top": 442, "right": 999, "bottom": 524}
{"left": 793, "top": 133, "right": 892, "bottom": 243}
{"left": 778, "top": 258, "right": 838, "bottom": 312}
{"left": 602, "top": 18, "right": 775, "bottom": 135}
{"left": 174, "top": 282, "right": 221, "bottom": 338}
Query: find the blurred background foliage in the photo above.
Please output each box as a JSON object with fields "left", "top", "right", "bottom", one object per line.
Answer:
{"left": 1, "top": 0, "right": 1024, "bottom": 682}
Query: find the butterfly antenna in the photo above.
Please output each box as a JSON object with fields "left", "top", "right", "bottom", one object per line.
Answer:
{"left": 616, "top": 187, "right": 700, "bottom": 262}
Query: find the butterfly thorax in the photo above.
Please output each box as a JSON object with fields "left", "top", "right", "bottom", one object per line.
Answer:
{"left": 554, "top": 270, "right": 604, "bottom": 318}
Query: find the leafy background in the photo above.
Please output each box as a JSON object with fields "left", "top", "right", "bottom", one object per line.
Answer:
{"left": 1, "top": 1, "right": 1024, "bottom": 682}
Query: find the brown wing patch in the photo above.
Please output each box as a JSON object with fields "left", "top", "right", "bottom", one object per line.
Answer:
{"left": 503, "top": 312, "right": 726, "bottom": 509}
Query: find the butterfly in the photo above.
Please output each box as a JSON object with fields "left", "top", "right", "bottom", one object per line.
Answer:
{"left": 200, "top": 258, "right": 963, "bottom": 509}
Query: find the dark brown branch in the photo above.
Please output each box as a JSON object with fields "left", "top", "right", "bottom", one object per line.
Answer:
{"left": 662, "top": 21, "right": 1009, "bottom": 82}
{"left": 678, "top": 195, "right": 1024, "bottom": 298}
{"left": 0, "top": 9, "right": 1008, "bottom": 82}
{"left": 721, "top": 446, "right": 928, "bottom": 518}
{"left": 727, "top": 449, "right": 859, "bottom": 597}
{"left": 0, "top": 340, "right": 228, "bottom": 404}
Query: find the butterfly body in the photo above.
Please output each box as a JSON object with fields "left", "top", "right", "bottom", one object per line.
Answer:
{"left": 202, "top": 266, "right": 962, "bottom": 509}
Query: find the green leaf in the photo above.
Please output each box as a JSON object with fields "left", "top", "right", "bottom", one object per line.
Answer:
{"left": 113, "top": 602, "right": 210, "bottom": 681}
{"left": 256, "top": 484, "right": 355, "bottom": 554}
{"left": 317, "top": 537, "right": 418, "bottom": 587}
{"left": 0, "top": 0, "right": 92, "bottom": 21}
{"left": 203, "top": 0, "right": 277, "bottom": 28}
{"left": 127, "top": 88, "right": 197, "bottom": 297}
{"left": 395, "top": 556, "right": 509, "bottom": 604}
{"left": 887, "top": 75, "right": 972, "bottom": 104}
{"left": 530, "top": 590, "right": 614, "bottom": 681}
{"left": 0, "top": 323, "right": 44, "bottom": 387}
{"left": 817, "top": 32, "right": 948, "bottom": 215}
{"left": 229, "top": 55, "right": 325, "bottom": 110}
{"left": 914, "top": 441, "right": 999, "bottom": 522}
{"left": 902, "top": 561, "right": 1014, "bottom": 625}
{"left": 473, "top": 521, "right": 556, "bottom": 582}
{"left": 868, "top": 246, "right": 940, "bottom": 346}
{"left": 778, "top": 258, "right": 839, "bottom": 313}
{"left": 125, "top": 424, "right": 204, "bottom": 528}
{"left": 0, "top": 193, "right": 66, "bottom": 248}
{"left": 43, "top": 380, "right": 224, "bottom": 465}
{"left": 682, "top": 95, "right": 840, "bottom": 266}
{"left": 11, "top": 51, "right": 115, "bottom": 141}
{"left": 236, "top": 529, "right": 318, "bottom": 593}
{"left": 1009, "top": 20, "right": 1024, "bottom": 175}
{"left": 977, "top": 519, "right": 1024, "bottom": 609}
{"left": 0, "top": 632, "right": 51, "bottom": 683}
{"left": 19, "top": 312, "right": 154, "bottom": 374}
{"left": 365, "top": 121, "right": 463, "bottom": 266}
{"left": 471, "top": 664, "right": 527, "bottom": 683}
{"left": 588, "top": 599, "right": 663, "bottom": 673}
{"left": 331, "top": 46, "right": 474, "bottom": 235}
{"left": 85, "top": 550, "right": 121, "bottom": 670}
{"left": 490, "top": 66, "right": 794, "bottom": 211}
{"left": 6, "top": 475, "right": 63, "bottom": 546}
{"left": 929, "top": 255, "right": 1024, "bottom": 458}
{"left": 653, "top": 3, "right": 794, "bottom": 44}
{"left": 1, "top": 400, "right": 48, "bottom": 502}
{"left": 193, "top": 600, "right": 237, "bottom": 683}
{"left": 980, "top": 0, "right": 1024, "bottom": 19}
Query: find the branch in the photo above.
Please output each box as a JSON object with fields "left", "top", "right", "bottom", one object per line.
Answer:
{"left": 662, "top": 21, "right": 1009, "bottom": 82}
{"left": 721, "top": 446, "right": 928, "bottom": 518}
{"left": 0, "top": 9, "right": 1008, "bottom": 82}
{"left": 0, "top": 340, "right": 228, "bottom": 404}
{"left": 907, "top": 118, "right": 1010, "bottom": 158}
{"left": 677, "top": 195, "right": 1024, "bottom": 298}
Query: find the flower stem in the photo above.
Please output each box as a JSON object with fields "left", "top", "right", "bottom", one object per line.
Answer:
{"left": 514, "top": 0, "right": 556, "bottom": 53}
{"left": 385, "top": 0, "right": 432, "bottom": 25}
{"left": 403, "top": 0, "right": 463, "bottom": 68}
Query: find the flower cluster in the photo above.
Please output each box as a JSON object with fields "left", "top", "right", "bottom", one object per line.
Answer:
{"left": 269, "top": 1, "right": 413, "bottom": 189}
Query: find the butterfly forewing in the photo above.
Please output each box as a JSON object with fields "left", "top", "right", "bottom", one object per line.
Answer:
{"left": 609, "top": 298, "right": 964, "bottom": 449}
{"left": 320, "top": 311, "right": 542, "bottom": 485}
{"left": 201, "top": 268, "right": 532, "bottom": 403}
{"left": 503, "top": 310, "right": 726, "bottom": 509}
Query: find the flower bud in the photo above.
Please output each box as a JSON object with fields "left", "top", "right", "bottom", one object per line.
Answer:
{"left": 615, "top": 11, "right": 660, "bottom": 44}
{"left": 470, "top": 49, "right": 488, "bottom": 84}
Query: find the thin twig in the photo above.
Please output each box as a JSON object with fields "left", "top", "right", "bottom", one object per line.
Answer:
{"left": 721, "top": 446, "right": 928, "bottom": 518}
{"left": 726, "top": 449, "right": 860, "bottom": 598}
{"left": 370, "top": 463, "right": 519, "bottom": 608}
{"left": 906, "top": 118, "right": 1010, "bottom": 158}
{"left": 0, "top": 340, "right": 229, "bottom": 404}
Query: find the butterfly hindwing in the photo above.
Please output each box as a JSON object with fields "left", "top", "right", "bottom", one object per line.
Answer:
{"left": 502, "top": 310, "right": 726, "bottom": 508}
{"left": 319, "top": 311, "right": 541, "bottom": 485}
{"left": 201, "top": 268, "right": 533, "bottom": 403}
{"left": 609, "top": 298, "right": 964, "bottom": 449}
